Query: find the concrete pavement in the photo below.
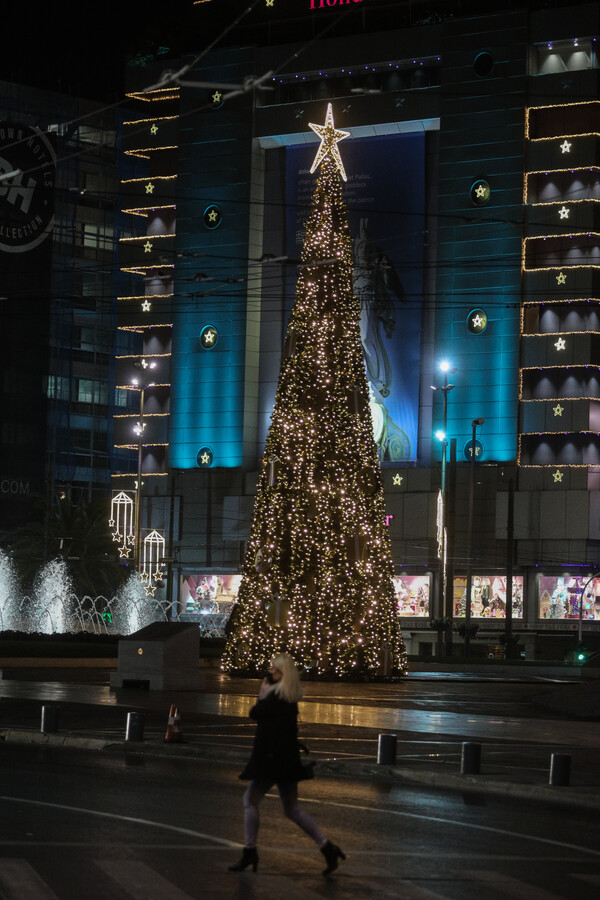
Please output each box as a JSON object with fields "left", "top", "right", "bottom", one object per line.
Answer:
{"left": 1, "top": 662, "right": 600, "bottom": 812}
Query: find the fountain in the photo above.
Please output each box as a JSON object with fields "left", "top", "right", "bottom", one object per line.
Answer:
{"left": 0, "top": 548, "right": 232, "bottom": 638}
{"left": 0, "top": 549, "right": 21, "bottom": 632}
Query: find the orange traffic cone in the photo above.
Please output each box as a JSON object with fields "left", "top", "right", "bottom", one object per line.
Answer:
{"left": 172, "top": 706, "right": 183, "bottom": 742}
{"left": 164, "top": 703, "right": 180, "bottom": 742}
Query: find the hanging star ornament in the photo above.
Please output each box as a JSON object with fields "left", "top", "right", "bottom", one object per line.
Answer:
{"left": 308, "top": 103, "right": 350, "bottom": 182}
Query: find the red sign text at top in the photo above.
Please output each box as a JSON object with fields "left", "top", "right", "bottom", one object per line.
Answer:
{"left": 309, "top": 0, "right": 365, "bottom": 9}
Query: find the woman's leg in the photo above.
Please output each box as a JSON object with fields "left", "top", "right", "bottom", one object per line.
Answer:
{"left": 277, "top": 782, "right": 326, "bottom": 847}
{"left": 243, "top": 780, "right": 270, "bottom": 847}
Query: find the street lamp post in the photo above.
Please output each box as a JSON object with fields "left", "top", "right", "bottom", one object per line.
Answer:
{"left": 464, "top": 417, "right": 485, "bottom": 656}
{"left": 431, "top": 362, "right": 455, "bottom": 654}
{"left": 578, "top": 569, "right": 599, "bottom": 647}
{"left": 132, "top": 359, "right": 156, "bottom": 572}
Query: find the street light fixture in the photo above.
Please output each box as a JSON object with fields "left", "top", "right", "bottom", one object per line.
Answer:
{"left": 464, "top": 417, "right": 485, "bottom": 655}
{"left": 132, "top": 359, "right": 156, "bottom": 571}
{"left": 431, "top": 362, "right": 456, "bottom": 653}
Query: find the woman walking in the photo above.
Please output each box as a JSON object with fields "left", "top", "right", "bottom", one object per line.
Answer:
{"left": 228, "top": 652, "right": 345, "bottom": 876}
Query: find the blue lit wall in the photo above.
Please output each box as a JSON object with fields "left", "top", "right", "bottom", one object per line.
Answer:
{"left": 170, "top": 49, "right": 255, "bottom": 469}
{"left": 433, "top": 13, "right": 526, "bottom": 462}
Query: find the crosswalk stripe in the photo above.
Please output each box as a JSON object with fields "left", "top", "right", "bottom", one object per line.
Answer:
{"left": 0, "top": 859, "right": 59, "bottom": 900}
{"left": 96, "top": 859, "right": 195, "bottom": 900}
{"left": 470, "top": 869, "right": 565, "bottom": 899}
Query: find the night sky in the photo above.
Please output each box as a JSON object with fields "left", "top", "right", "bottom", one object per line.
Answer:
{"left": 1, "top": 1, "right": 215, "bottom": 102}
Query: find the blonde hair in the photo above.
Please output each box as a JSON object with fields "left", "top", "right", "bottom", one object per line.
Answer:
{"left": 271, "top": 653, "right": 303, "bottom": 703}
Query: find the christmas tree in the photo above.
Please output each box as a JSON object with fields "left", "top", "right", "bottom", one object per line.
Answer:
{"left": 222, "top": 104, "right": 407, "bottom": 678}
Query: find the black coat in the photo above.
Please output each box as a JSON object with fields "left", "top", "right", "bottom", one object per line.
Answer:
{"left": 239, "top": 689, "right": 305, "bottom": 783}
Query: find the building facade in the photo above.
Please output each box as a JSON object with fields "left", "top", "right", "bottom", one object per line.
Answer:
{"left": 0, "top": 81, "right": 140, "bottom": 541}
{"left": 112, "top": 0, "right": 600, "bottom": 657}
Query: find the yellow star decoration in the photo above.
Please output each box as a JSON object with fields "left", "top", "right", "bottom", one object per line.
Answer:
{"left": 143, "top": 241, "right": 152, "bottom": 253}
{"left": 392, "top": 473, "right": 403, "bottom": 486}
{"left": 309, "top": 102, "right": 350, "bottom": 183}
{"left": 142, "top": 300, "right": 151, "bottom": 312}
{"left": 150, "top": 124, "right": 158, "bottom": 135}
{"left": 208, "top": 208, "right": 218, "bottom": 222}
{"left": 212, "top": 90, "right": 222, "bottom": 103}
{"left": 145, "top": 182, "right": 154, "bottom": 194}
{"left": 553, "top": 469, "right": 564, "bottom": 483}
{"left": 203, "top": 329, "right": 216, "bottom": 344}
{"left": 553, "top": 403, "right": 564, "bottom": 416}
{"left": 200, "top": 451, "right": 211, "bottom": 464}
{"left": 266, "top": 0, "right": 274, "bottom": 6}
{"left": 119, "top": 546, "right": 131, "bottom": 558}
{"left": 475, "top": 183, "right": 487, "bottom": 198}
{"left": 556, "top": 271, "right": 566, "bottom": 284}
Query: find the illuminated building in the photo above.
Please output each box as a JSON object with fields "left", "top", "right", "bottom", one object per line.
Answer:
{"left": 108, "top": 0, "right": 600, "bottom": 657}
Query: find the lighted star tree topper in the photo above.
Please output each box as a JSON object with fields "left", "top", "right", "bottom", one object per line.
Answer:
{"left": 222, "top": 103, "right": 407, "bottom": 678}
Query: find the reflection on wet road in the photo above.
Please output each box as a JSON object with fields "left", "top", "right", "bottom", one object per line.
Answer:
{"left": 194, "top": 692, "right": 600, "bottom": 748}
{"left": 1, "top": 670, "right": 598, "bottom": 751}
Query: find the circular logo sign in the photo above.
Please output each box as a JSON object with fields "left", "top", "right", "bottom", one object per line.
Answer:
{"left": 464, "top": 438, "right": 483, "bottom": 462}
{"left": 0, "top": 123, "right": 56, "bottom": 253}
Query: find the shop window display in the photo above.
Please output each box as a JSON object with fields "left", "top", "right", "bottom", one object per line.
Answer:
{"left": 393, "top": 574, "right": 430, "bottom": 616}
{"left": 453, "top": 575, "right": 523, "bottom": 619}
{"left": 538, "top": 575, "right": 600, "bottom": 620}
{"left": 180, "top": 574, "right": 242, "bottom": 635}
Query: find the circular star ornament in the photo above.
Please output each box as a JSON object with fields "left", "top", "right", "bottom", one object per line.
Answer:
{"left": 467, "top": 308, "right": 488, "bottom": 334}
{"left": 200, "top": 324, "right": 218, "bottom": 349}
{"left": 470, "top": 179, "right": 490, "bottom": 206}
{"left": 308, "top": 103, "right": 350, "bottom": 182}
{"left": 196, "top": 447, "right": 214, "bottom": 467}
{"left": 203, "top": 204, "right": 222, "bottom": 229}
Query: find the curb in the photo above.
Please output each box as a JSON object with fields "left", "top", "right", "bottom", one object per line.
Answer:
{"left": 3, "top": 728, "right": 599, "bottom": 811}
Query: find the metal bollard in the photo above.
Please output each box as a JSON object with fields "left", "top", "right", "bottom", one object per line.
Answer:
{"left": 125, "top": 711, "right": 145, "bottom": 742}
{"left": 377, "top": 733, "right": 397, "bottom": 765}
{"left": 461, "top": 742, "right": 481, "bottom": 775}
{"left": 41, "top": 705, "right": 59, "bottom": 734}
{"left": 549, "top": 753, "right": 571, "bottom": 786}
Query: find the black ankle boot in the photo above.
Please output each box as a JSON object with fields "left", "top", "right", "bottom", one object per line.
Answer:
{"left": 320, "top": 840, "right": 346, "bottom": 875}
{"left": 228, "top": 846, "right": 258, "bottom": 872}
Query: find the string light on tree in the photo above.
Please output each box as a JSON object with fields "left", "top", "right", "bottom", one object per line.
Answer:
{"left": 222, "top": 104, "right": 407, "bottom": 678}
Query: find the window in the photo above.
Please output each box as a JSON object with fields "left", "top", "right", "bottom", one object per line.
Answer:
{"left": 46, "top": 375, "right": 71, "bottom": 400}
{"left": 77, "top": 379, "right": 109, "bottom": 405}
{"left": 76, "top": 222, "right": 115, "bottom": 253}
{"left": 533, "top": 40, "right": 596, "bottom": 76}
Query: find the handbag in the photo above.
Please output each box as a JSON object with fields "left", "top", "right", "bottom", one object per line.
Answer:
{"left": 298, "top": 741, "right": 316, "bottom": 780}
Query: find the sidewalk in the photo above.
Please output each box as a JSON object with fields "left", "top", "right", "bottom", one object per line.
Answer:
{"left": 1, "top": 664, "right": 600, "bottom": 812}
